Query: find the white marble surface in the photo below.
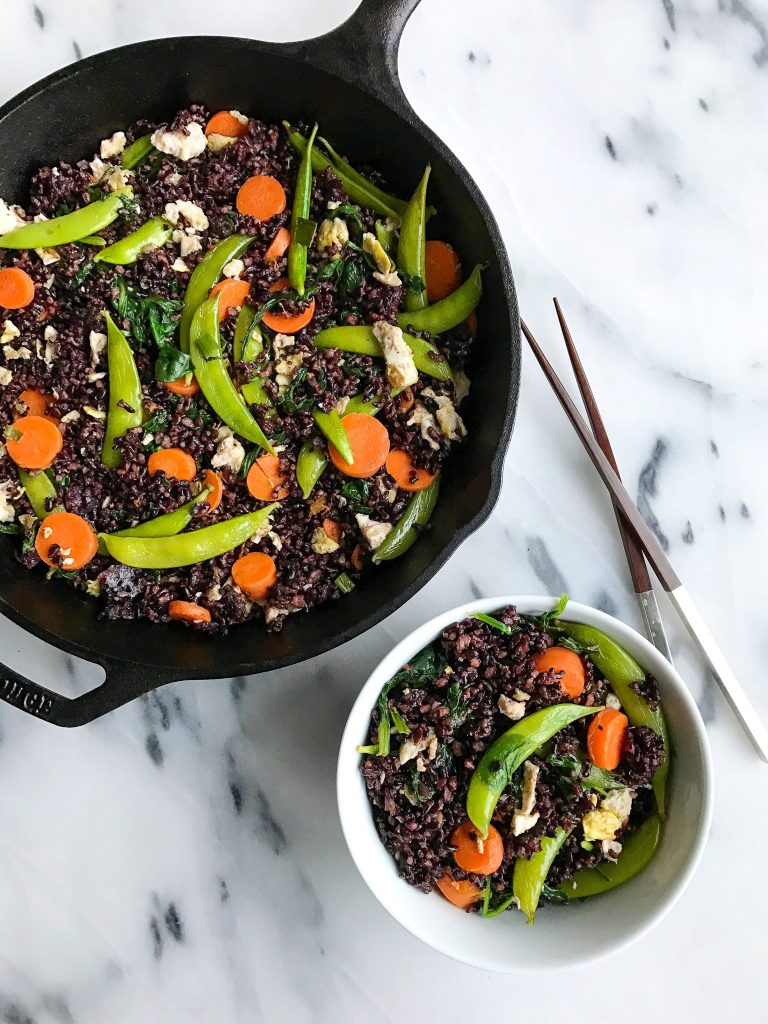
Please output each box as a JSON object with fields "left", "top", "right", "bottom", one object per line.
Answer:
{"left": 0, "top": 0, "right": 766, "bottom": 1019}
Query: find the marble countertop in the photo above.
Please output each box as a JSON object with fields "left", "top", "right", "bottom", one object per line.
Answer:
{"left": 1, "top": 0, "right": 766, "bottom": 1019}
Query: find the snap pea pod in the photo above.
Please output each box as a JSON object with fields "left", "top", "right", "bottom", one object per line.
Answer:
{"left": 233, "top": 307, "right": 271, "bottom": 406}
{"left": 561, "top": 814, "right": 662, "bottom": 900}
{"left": 102, "top": 311, "right": 143, "bottom": 469}
{"left": 398, "top": 264, "right": 484, "bottom": 333}
{"left": 296, "top": 439, "right": 329, "bottom": 499}
{"left": 345, "top": 394, "right": 380, "bottom": 417}
{"left": 287, "top": 123, "right": 318, "bottom": 297}
{"left": 397, "top": 165, "right": 430, "bottom": 312}
{"left": 513, "top": 827, "right": 571, "bottom": 924}
{"left": 189, "top": 296, "right": 275, "bottom": 454}
{"left": 110, "top": 488, "right": 211, "bottom": 539}
{"left": 180, "top": 234, "right": 254, "bottom": 352}
{"left": 313, "top": 325, "right": 453, "bottom": 382}
{"left": 95, "top": 216, "right": 172, "bottom": 264}
{"left": 0, "top": 189, "right": 129, "bottom": 249}
{"left": 312, "top": 409, "right": 353, "bottom": 464}
{"left": 372, "top": 474, "right": 440, "bottom": 564}
{"left": 466, "top": 704, "right": 601, "bottom": 837}
{"left": 102, "top": 504, "right": 279, "bottom": 569}
{"left": 18, "top": 469, "right": 59, "bottom": 519}
{"left": 556, "top": 621, "right": 670, "bottom": 817}
{"left": 375, "top": 218, "right": 397, "bottom": 254}
{"left": 285, "top": 125, "right": 406, "bottom": 222}
{"left": 79, "top": 235, "right": 106, "bottom": 248}
{"left": 121, "top": 134, "right": 154, "bottom": 170}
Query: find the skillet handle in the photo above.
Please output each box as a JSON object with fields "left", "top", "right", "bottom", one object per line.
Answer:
{"left": 295, "top": 0, "right": 423, "bottom": 112}
{"left": 0, "top": 656, "right": 180, "bottom": 727}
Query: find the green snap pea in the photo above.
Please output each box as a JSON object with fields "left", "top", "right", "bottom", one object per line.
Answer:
{"left": 312, "top": 408, "right": 353, "bottom": 464}
{"left": 344, "top": 394, "right": 381, "bottom": 417}
{"left": 233, "top": 306, "right": 271, "bottom": 406}
{"left": 189, "top": 296, "right": 275, "bottom": 454}
{"left": 102, "top": 504, "right": 279, "bottom": 569}
{"left": 398, "top": 264, "right": 484, "bottom": 334}
{"left": 285, "top": 125, "right": 406, "bottom": 222}
{"left": 375, "top": 218, "right": 397, "bottom": 255}
{"left": 95, "top": 216, "right": 172, "bottom": 264}
{"left": 466, "top": 704, "right": 601, "bottom": 837}
{"left": 556, "top": 621, "right": 670, "bottom": 817}
{"left": 397, "top": 165, "right": 430, "bottom": 312}
{"left": 102, "top": 311, "right": 143, "bottom": 468}
{"left": 561, "top": 814, "right": 662, "bottom": 899}
{"left": 180, "top": 234, "right": 254, "bottom": 352}
{"left": 372, "top": 474, "right": 440, "bottom": 564}
{"left": 513, "top": 827, "right": 571, "bottom": 924}
{"left": 296, "top": 440, "right": 329, "bottom": 499}
{"left": 79, "top": 235, "right": 107, "bottom": 248}
{"left": 0, "top": 189, "right": 130, "bottom": 250}
{"left": 313, "top": 325, "right": 453, "bottom": 382}
{"left": 121, "top": 134, "right": 154, "bottom": 170}
{"left": 287, "top": 123, "right": 318, "bottom": 297}
{"left": 18, "top": 469, "right": 59, "bottom": 519}
{"left": 110, "top": 488, "right": 211, "bottom": 539}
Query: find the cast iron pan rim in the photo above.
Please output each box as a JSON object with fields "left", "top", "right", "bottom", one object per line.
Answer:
{"left": 0, "top": 31, "right": 521, "bottom": 682}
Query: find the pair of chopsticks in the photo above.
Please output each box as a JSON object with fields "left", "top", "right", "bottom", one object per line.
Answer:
{"left": 523, "top": 303, "right": 768, "bottom": 762}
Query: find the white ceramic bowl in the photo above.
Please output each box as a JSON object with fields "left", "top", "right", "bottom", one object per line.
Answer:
{"left": 337, "top": 596, "right": 713, "bottom": 972}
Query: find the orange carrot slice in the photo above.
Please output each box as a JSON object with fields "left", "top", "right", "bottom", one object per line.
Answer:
{"left": 261, "top": 277, "right": 315, "bottom": 334}
{"left": 168, "top": 600, "right": 212, "bottom": 624}
{"left": 385, "top": 449, "right": 435, "bottom": 492}
{"left": 436, "top": 875, "right": 482, "bottom": 911}
{"left": 35, "top": 511, "right": 98, "bottom": 570}
{"left": 236, "top": 175, "right": 286, "bottom": 221}
{"left": 210, "top": 278, "right": 251, "bottom": 321}
{"left": 425, "top": 241, "right": 461, "bottom": 302}
{"left": 147, "top": 447, "right": 197, "bottom": 481}
{"left": 532, "top": 646, "right": 586, "bottom": 699}
{"left": 246, "top": 454, "right": 288, "bottom": 501}
{"left": 0, "top": 267, "right": 35, "bottom": 309}
{"left": 328, "top": 412, "right": 390, "bottom": 479}
{"left": 20, "top": 389, "right": 53, "bottom": 419}
{"left": 587, "top": 708, "right": 629, "bottom": 771}
{"left": 264, "top": 227, "right": 291, "bottom": 263}
{"left": 204, "top": 111, "right": 248, "bottom": 139}
{"left": 452, "top": 821, "right": 504, "bottom": 875}
{"left": 202, "top": 469, "right": 223, "bottom": 511}
{"left": 232, "top": 551, "right": 277, "bottom": 600}
{"left": 164, "top": 374, "right": 200, "bottom": 397}
{"left": 5, "top": 415, "right": 62, "bottom": 469}
{"left": 322, "top": 517, "right": 342, "bottom": 544}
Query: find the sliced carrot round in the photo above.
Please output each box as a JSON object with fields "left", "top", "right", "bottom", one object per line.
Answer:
{"left": 205, "top": 111, "right": 248, "bottom": 139}
{"left": 246, "top": 454, "right": 289, "bottom": 501}
{"left": 236, "top": 175, "right": 286, "bottom": 221}
{"left": 202, "top": 469, "right": 223, "bottom": 511}
{"left": 210, "top": 278, "right": 251, "bottom": 321}
{"left": 322, "top": 517, "right": 342, "bottom": 544}
{"left": 261, "top": 278, "right": 315, "bottom": 334}
{"left": 328, "top": 412, "right": 390, "bottom": 479}
{"left": 147, "top": 447, "right": 197, "bottom": 481}
{"left": 264, "top": 227, "right": 291, "bottom": 263}
{"left": 587, "top": 708, "right": 629, "bottom": 771}
{"left": 425, "top": 241, "right": 461, "bottom": 303}
{"left": 35, "top": 511, "right": 98, "bottom": 570}
{"left": 0, "top": 267, "right": 35, "bottom": 309}
{"left": 532, "top": 646, "right": 586, "bottom": 699}
{"left": 164, "top": 374, "right": 200, "bottom": 397}
{"left": 232, "top": 551, "right": 277, "bottom": 601}
{"left": 385, "top": 449, "right": 435, "bottom": 492}
{"left": 20, "top": 389, "right": 53, "bottom": 418}
{"left": 436, "top": 874, "right": 482, "bottom": 910}
{"left": 168, "top": 600, "right": 212, "bottom": 624}
{"left": 452, "top": 821, "right": 504, "bottom": 875}
{"left": 6, "top": 415, "right": 62, "bottom": 469}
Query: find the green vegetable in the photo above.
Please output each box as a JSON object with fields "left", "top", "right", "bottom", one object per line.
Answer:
{"left": 180, "top": 234, "right": 254, "bottom": 352}
{"left": 372, "top": 475, "right": 440, "bottom": 563}
{"left": 95, "top": 216, "right": 172, "bottom": 264}
{"left": 287, "top": 123, "right": 318, "bottom": 296}
{"left": 0, "top": 523, "right": 21, "bottom": 536}
{"left": 335, "top": 572, "right": 356, "bottom": 595}
{"left": 313, "top": 325, "right": 453, "bottom": 382}
{"left": 466, "top": 704, "right": 601, "bottom": 837}
{"left": 113, "top": 279, "right": 183, "bottom": 349}
{"left": 397, "top": 264, "right": 484, "bottom": 334}
{"left": 102, "top": 505, "right": 279, "bottom": 569}
{"left": 18, "top": 469, "right": 59, "bottom": 519}
{"left": 312, "top": 408, "right": 353, "bottom": 465}
{"left": 79, "top": 235, "right": 106, "bottom": 248}
{"left": 0, "top": 189, "right": 129, "bottom": 249}
{"left": 562, "top": 814, "right": 662, "bottom": 899}
{"left": 344, "top": 394, "right": 381, "bottom": 416}
{"left": 233, "top": 305, "right": 263, "bottom": 363}
{"left": 397, "top": 165, "right": 430, "bottom": 312}
{"left": 189, "top": 296, "right": 275, "bottom": 454}
{"left": 109, "top": 489, "right": 210, "bottom": 539}
{"left": 296, "top": 440, "right": 328, "bottom": 499}
{"left": 101, "top": 311, "right": 143, "bottom": 468}
{"left": 121, "top": 134, "right": 154, "bottom": 170}
{"left": 472, "top": 612, "right": 520, "bottom": 636}
{"left": 375, "top": 218, "right": 397, "bottom": 254}
{"left": 556, "top": 621, "right": 670, "bottom": 816}
{"left": 513, "top": 827, "right": 571, "bottom": 924}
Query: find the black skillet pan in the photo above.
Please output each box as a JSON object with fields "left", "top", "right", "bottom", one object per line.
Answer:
{"left": 0, "top": 0, "right": 520, "bottom": 726}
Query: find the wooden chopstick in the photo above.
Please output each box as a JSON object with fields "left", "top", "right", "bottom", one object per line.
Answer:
{"left": 552, "top": 298, "right": 653, "bottom": 596}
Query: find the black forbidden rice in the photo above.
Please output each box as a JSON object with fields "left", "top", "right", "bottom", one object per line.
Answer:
{"left": 0, "top": 107, "right": 475, "bottom": 631}
{"left": 360, "top": 606, "right": 665, "bottom": 903}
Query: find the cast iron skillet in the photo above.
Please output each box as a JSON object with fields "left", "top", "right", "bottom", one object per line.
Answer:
{"left": 0, "top": 0, "right": 520, "bottom": 726}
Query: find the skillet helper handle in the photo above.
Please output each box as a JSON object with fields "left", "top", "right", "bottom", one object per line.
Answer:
{"left": 0, "top": 656, "right": 177, "bottom": 727}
